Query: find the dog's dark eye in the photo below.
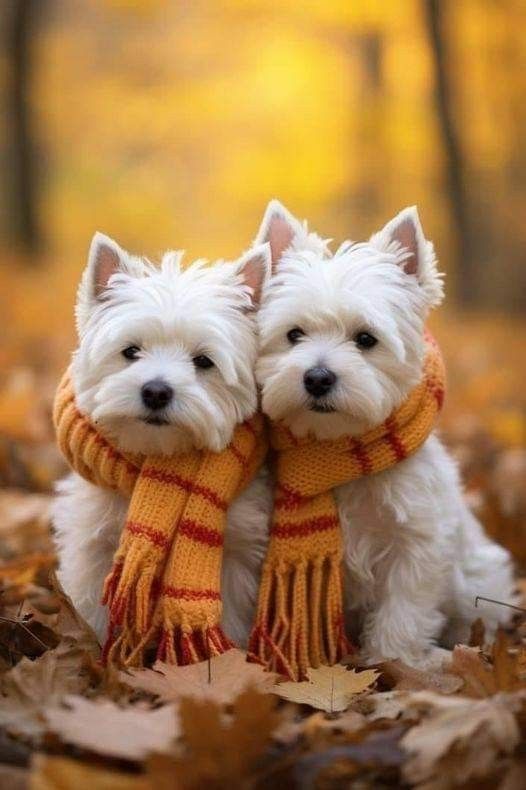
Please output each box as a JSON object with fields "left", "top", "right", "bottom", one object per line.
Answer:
{"left": 354, "top": 332, "right": 378, "bottom": 350}
{"left": 193, "top": 355, "right": 214, "bottom": 369}
{"left": 287, "top": 327, "right": 305, "bottom": 345}
{"left": 122, "top": 346, "right": 141, "bottom": 361}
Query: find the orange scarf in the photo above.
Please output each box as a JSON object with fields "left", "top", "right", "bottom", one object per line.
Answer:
{"left": 54, "top": 334, "right": 444, "bottom": 679}
{"left": 248, "top": 333, "right": 445, "bottom": 679}
{"left": 53, "top": 373, "right": 266, "bottom": 667}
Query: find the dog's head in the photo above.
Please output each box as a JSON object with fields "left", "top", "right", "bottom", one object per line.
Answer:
{"left": 72, "top": 233, "right": 270, "bottom": 455}
{"left": 255, "top": 201, "right": 444, "bottom": 439}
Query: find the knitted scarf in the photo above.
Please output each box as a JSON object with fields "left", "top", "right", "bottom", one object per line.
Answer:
{"left": 54, "top": 334, "right": 444, "bottom": 679}
{"left": 248, "top": 333, "right": 445, "bottom": 680}
{"left": 53, "top": 372, "right": 266, "bottom": 667}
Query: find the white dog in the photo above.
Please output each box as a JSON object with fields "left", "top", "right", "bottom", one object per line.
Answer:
{"left": 228, "top": 200, "right": 515, "bottom": 667}
{"left": 52, "top": 233, "right": 272, "bottom": 641}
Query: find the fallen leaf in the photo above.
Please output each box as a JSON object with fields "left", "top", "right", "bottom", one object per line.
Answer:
{"left": 0, "top": 554, "right": 56, "bottom": 587}
{"left": 30, "top": 754, "right": 148, "bottom": 790}
{"left": 272, "top": 665, "right": 378, "bottom": 712}
{"left": 401, "top": 691, "right": 523, "bottom": 786}
{"left": 451, "top": 631, "right": 526, "bottom": 698}
{"left": 44, "top": 695, "right": 179, "bottom": 761}
{"left": 293, "top": 725, "right": 406, "bottom": 787}
{"left": 499, "top": 760, "right": 526, "bottom": 790}
{"left": 0, "top": 611, "right": 59, "bottom": 664}
{"left": 0, "top": 644, "right": 91, "bottom": 739}
{"left": 469, "top": 617, "right": 486, "bottom": 647}
{"left": 152, "top": 688, "right": 280, "bottom": 789}
{"left": 0, "top": 764, "right": 28, "bottom": 790}
{"left": 362, "top": 691, "right": 410, "bottom": 721}
{"left": 0, "top": 490, "right": 52, "bottom": 559}
{"left": 123, "top": 648, "right": 276, "bottom": 705}
{"left": 378, "top": 658, "right": 463, "bottom": 694}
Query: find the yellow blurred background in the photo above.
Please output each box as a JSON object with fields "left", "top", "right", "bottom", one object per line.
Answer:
{"left": 0, "top": 0, "right": 525, "bottom": 560}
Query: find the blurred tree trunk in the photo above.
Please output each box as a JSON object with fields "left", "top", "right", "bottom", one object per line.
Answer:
{"left": 424, "top": 0, "right": 473, "bottom": 306}
{"left": 5, "top": 0, "right": 43, "bottom": 256}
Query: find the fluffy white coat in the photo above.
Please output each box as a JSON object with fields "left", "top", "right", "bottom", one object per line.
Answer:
{"left": 52, "top": 233, "right": 272, "bottom": 640}
{"left": 222, "top": 201, "right": 515, "bottom": 667}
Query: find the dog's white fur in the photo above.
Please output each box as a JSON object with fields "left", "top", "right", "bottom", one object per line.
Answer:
{"left": 52, "top": 233, "right": 273, "bottom": 640}
{"left": 54, "top": 208, "right": 515, "bottom": 668}
{"left": 226, "top": 200, "right": 515, "bottom": 666}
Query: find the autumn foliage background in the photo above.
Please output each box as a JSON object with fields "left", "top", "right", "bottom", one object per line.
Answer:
{"left": 0, "top": 1, "right": 525, "bottom": 786}
{"left": 1, "top": 0, "right": 524, "bottom": 555}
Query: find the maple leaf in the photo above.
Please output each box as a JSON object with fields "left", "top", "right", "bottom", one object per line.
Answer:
{"left": 272, "top": 665, "right": 379, "bottom": 712}
{"left": 123, "top": 648, "right": 276, "bottom": 705}
{"left": 451, "top": 630, "right": 526, "bottom": 698}
{"left": 44, "top": 695, "right": 179, "bottom": 761}
{"left": 147, "top": 688, "right": 281, "bottom": 789}
{"left": 401, "top": 690, "right": 523, "bottom": 786}
{"left": 31, "top": 754, "right": 149, "bottom": 790}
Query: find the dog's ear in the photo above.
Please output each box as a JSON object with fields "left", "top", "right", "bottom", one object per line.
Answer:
{"left": 370, "top": 206, "right": 444, "bottom": 307}
{"left": 76, "top": 232, "right": 127, "bottom": 334}
{"left": 255, "top": 200, "right": 308, "bottom": 270}
{"left": 236, "top": 242, "right": 272, "bottom": 307}
{"left": 87, "top": 232, "right": 124, "bottom": 299}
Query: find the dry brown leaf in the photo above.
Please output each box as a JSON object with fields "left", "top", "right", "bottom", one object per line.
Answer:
{"left": 0, "top": 554, "right": 55, "bottom": 587}
{"left": 401, "top": 690, "right": 523, "bottom": 786}
{"left": 498, "top": 760, "right": 526, "bottom": 790}
{"left": 153, "top": 688, "right": 280, "bottom": 789}
{"left": 451, "top": 631, "right": 526, "bottom": 698}
{"left": 45, "top": 574, "right": 100, "bottom": 655}
{"left": 44, "top": 695, "right": 179, "bottom": 761}
{"left": 272, "top": 665, "right": 378, "bottom": 712}
{"left": 378, "top": 658, "right": 463, "bottom": 694}
{"left": 469, "top": 616, "right": 486, "bottom": 647}
{"left": 271, "top": 707, "right": 367, "bottom": 749}
{"left": 0, "top": 644, "right": 91, "bottom": 739}
{"left": 0, "top": 765, "right": 28, "bottom": 790}
{"left": 362, "top": 690, "right": 410, "bottom": 721}
{"left": 123, "top": 648, "right": 276, "bottom": 705}
{"left": 0, "top": 490, "right": 52, "bottom": 559}
{"left": 30, "top": 754, "right": 149, "bottom": 790}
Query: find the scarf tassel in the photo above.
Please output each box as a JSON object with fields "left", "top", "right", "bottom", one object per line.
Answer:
{"left": 101, "top": 563, "right": 234, "bottom": 666}
{"left": 248, "top": 556, "right": 352, "bottom": 681}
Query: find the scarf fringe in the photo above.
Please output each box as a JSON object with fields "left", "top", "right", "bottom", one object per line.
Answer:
{"left": 248, "top": 556, "right": 352, "bottom": 680}
{"left": 101, "top": 563, "right": 234, "bottom": 667}
{"left": 102, "top": 619, "right": 234, "bottom": 667}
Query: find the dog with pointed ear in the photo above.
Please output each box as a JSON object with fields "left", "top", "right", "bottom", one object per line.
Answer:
{"left": 369, "top": 205, "right": 444, "bottom": 310}
{"left": 76, "top": 232, "right": 271, "bottom": 336}
{"left": 247, "top": 199, "right": 513, "bottom": 670}
{"left": 53, "top": 229, "right": 274, "bottom": 642}
{"left": 254, "top": 199, "right": 331, "bottom": 272}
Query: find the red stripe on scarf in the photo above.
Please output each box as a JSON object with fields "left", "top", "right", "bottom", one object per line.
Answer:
{"left": 348, "top": 438, "right": 373, "bottom": 475}
{"left": 126, "top": 521, "right": 170, "bottom": 548}
{"left": 274, "top": 483, "right": 310, "bottom": 510}
{"left": 178, "top": 518, "right": 224, "bottom": 547}
{"left": 141, "top": 467, "right": 228, "bottom": 511}
{"left": 272, "top": 514, "right": 340, "bottom": 539}
{"left": 384, "top": 418, "right": 407, "bottom": 462}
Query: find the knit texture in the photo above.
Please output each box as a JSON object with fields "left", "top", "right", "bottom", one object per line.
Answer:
{"left": 53, "top": 372, "right": 266, "bottom": 667}
{"left": 248, "top": 332, "right": 445, "bottom": 680}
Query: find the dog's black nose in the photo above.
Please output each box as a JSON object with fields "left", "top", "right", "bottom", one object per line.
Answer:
{"left": 303, "top": 367, "right": 337, "bottom": 398}
{"left": 141, "top": 380, "right": 173, "bottom": 411}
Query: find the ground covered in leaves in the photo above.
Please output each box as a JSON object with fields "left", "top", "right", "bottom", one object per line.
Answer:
{"left": 0, "top": 314, "right": 525, "bottom": 789}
